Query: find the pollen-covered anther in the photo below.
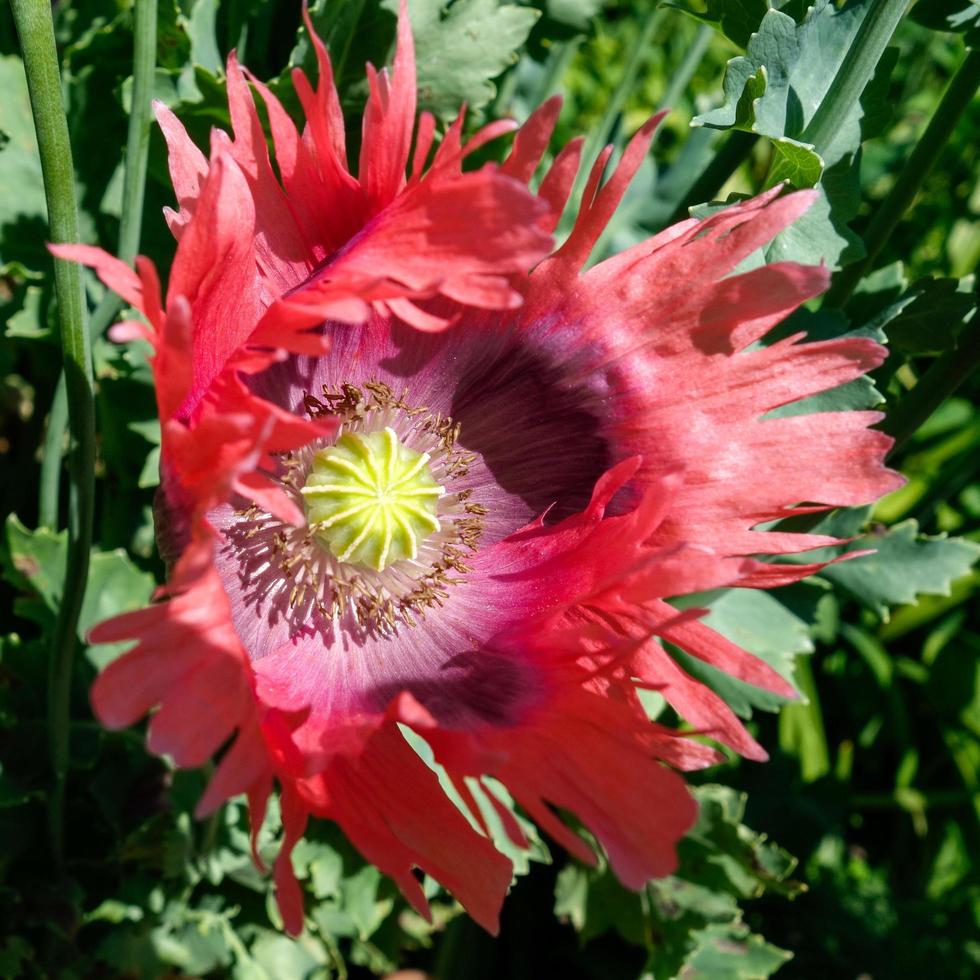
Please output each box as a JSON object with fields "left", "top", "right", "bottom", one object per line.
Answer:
{"left": 225, "top": 381, "right": 487, "bottom": 638}
{"left": 301, "top": 428, "right": 445, "bottom": 571}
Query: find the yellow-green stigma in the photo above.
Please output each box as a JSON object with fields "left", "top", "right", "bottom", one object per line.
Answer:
{"left": 301, "top": 427, "right": 445, "bottom": 571}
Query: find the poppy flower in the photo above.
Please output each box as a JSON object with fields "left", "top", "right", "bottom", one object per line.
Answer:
{"left": 55, "top": 0, "right": 901, "bottom": 936}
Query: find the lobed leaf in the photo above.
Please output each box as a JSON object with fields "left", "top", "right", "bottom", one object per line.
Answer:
{"left": 383, "top": 0, "right": 540, "bottom": 120}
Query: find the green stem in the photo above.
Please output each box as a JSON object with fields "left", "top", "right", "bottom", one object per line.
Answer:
{"left": 852, "top": 790, "right": 978, "bottom": 809}
{"left": 36, "top": 0, "right": 157, "bottom": 525}
{"left": 656, "top": 23, "right": 713, "bottom": 114}
{"left": 667, "top": 130, "right": 758, "bottom": 224}
{"left": 38, "top": 376, "right": 67, "bottom": 528}
{"left": 567, "top": 8, "right": 666, "bottom": 215}
{"left": 120, "top": 0, "right": 157, "bottom": 265}
{"left": 801, "top": 0, "right": 909, "bottom": 158}
{"left": 825, "top": 46, "right": 980, "bottom": 308}
{"left": 10, "top": 0, "right": 96, "bottom": 869}
{"left": 882, "top": 314, "right": 980, "bottom": 457}
{"left": 530, "top": 35, "right": 581, "bottom": 106}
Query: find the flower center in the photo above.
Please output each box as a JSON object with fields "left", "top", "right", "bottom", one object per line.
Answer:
{"left": 301, "top": 428, "right": 445, "bottom": 571}
{"left": 222, "top": 381, "right": 487, "bottom": 640}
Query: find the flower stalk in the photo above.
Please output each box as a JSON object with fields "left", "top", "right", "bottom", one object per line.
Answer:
{"left": 800, "top": 0, "right": 909, "bottom": 159}
{"left": 10, "top": 0, "right": 95, "bottom": 866}
{"left": 825, "top": 45, "right": 980, "bottom": 308}
{"left": 565, "top": 6, "right": 665, "bottom": 232}
{"left": 37, "top": 0, "right": 158, "bottom": 527}
{"left": 119, "top": 0, "right": 158, "bottom": 265}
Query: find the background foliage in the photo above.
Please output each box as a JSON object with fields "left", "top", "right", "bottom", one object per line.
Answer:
{"left": 1, "top": 1, "right": 978, "bottom": 977}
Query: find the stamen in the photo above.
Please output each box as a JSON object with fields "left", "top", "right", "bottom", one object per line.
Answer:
{"left": 223, "top": 381, "right": 487, "bottom": 640}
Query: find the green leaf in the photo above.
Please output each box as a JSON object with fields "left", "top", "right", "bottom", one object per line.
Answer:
{"left": 0, "top": 937, "right": 34, "bottom": 980}
{"left": 845, "top": 260, "right": 909, "bottom": 324}
{"left": 820, "top": 521, "right": 980, "bottom": 620}
{"left": 5, "top": 284, "right": 53, "bottom": 340}
{"left": 554, "top": 862, "right": 646, "bottom": 945}
{"left": 247, "top": 931, "right": 324, "bottom": 980}
{"left": 680, "top": 786, "right": 801, "bottom": 901}
{"left": 880, "top": 276, "right": 977, "bottom": 355}
{"left": 545, "top": 0, "right": 606, "bottom": 30}
{"left": 910, "top": 0, "right": 980, "bottom": 44}
{"left": 84, "top": 899, "right": 145, "bottom": 924}
{"left": 925, "top": 820, "right": 973, "bottom": 900}
{"left": 382, "top": 0, "right": 540, "bottom": 120}
{"left": 183, "top": 0, "right": 224, "bottom": 75}
{"left": 687, "top": 0, "right": 901, "bottom": 269}
{"left": 3, "top": 516, "right": 64, "bottom": 615}
{"left": 693, "top": 0, "right": 879, "bottom": 167}
{"left": 766, "top": 135, "right": 824, "bottom": 189}
{"left": 153, "top": 916, "right": 233, "bottom": 975}
{"left": 859, "top": 45, "right": 899, "bottom": 141}
{"left": 0, "top": 56, "right": 49, "bottom": 266}
{"left": 2, "top": 515, "right": 155, "bottom": 653}
{"left": 660, "top": 0, "right": 768, "bottom": 48}
{"left": 678, "top": 922, "right": 792, "bottom": 979}
{"left": 670, "top": 590, "right": 813, "bottom": 716}
{"left": 319, "top": 866, "right": 393, "bottom": 941}
{"left": 555, "top": 785, "right": 799, "bottom": 978}
{"left": 765, "top": 157, "right": 865, "bottom": 268}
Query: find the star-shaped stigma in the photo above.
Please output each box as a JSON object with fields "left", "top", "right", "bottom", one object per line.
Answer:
{"left": 301, "top": 427, "right": 445, "bottom": 571}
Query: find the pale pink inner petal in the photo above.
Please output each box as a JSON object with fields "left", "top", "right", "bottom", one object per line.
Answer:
{"left": 213, "top": 316, "right": 620, "bottom": 735}
{"left": 250, "top": 316, "right": 614, "bottom": 540}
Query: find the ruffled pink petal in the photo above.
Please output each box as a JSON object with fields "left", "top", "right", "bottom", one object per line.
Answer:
{"left": 548, "top": 113, "right": 665, "bottom": 270}
{"left": 274, "top": 785, "right": 309, "bottom": 935}
{"left": 632, "top": 637, "right": 769, "bottom": 761}
{"left": 166, "top": 149, "right": 263, "bottom": 419}
{"left": 90, "top": 570, "right": 251, "bottom": 754}
{"left": 426, "top": 686, "right": 698, "bottom": 888}
{"left": 306, "top": 722, "right": 514, "bottom": 934}
{"left": 226, "top": 54, "right": 314, "bottom": 293}
{"left": 501, "top": 96, "right": 563, "bottom": 183}
{"left": 519, "top": 187, "right": 901, "bottom": 566}
{"left": 154, "top": 101, "right": 209, "bottom": 237}
{"left": 326, "top": 169, "right": 552, "bottom": 311}
{"left": 537, "top": 136, "right": 584, "bottom": 231}
{"left": 196, "top": 718, "right": 272, "bottom": 818}
{"left": 147, "top": 653, "right": 250, "bottom": 767}
{"left": 358, "top": 0, "right": 417, "bottom": 211}
{"left": 47, "top": 243, "right": 147, "bottom": 317}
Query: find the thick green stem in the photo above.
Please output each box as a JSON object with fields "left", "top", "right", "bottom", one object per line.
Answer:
{"left": 825, "top": 46, "right": 980, "bottom": 308}
{"left": 801, "top": 0, "right": 909, "bottom": 158}
{"left": 10, "top": 0, "right": 96, "bottom": 868}
{"left": 37, "top": 0, "right": 157, "bottom": 524}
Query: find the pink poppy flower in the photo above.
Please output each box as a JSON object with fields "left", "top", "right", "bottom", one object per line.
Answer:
{"left": 55, "top": 1, "right": 902, "bottom": 936}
